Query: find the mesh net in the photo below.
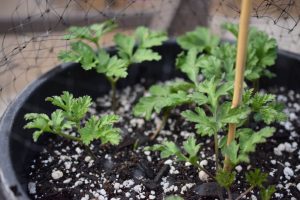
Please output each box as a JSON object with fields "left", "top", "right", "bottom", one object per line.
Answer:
{"left": 0, "top": 0, "right": 299, "bottom": 116}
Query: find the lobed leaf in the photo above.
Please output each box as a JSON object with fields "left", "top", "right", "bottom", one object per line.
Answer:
{"left": 181, "top": 107, "right": 217, "bottom": 136}
{"left": 260, "top": 186, "right": 276, "bottom": 200}
{"left": 216, "top": 169, "right": 236, "bottom": 189}
{"left": 133, "top": 80, "right": 192, "bottom": 120}
{"left": 64, "top": 20, "right": 117, "bottom": 44}
{"left": 176, "top": 48, "right": 201, "bottom": 85}
{"left": 134, "top": 26, "right": 168, "bottom": 48}
{"left": 245, "top": 169, "right": 268, "bottom": 188}
{"left": 46, "top": 91, "right": 92, "bottom": 123}
{"left": 177, "top": 27, "right": 220, "bottom": 53}
{"left": 78, "top": 115, "right": 121, "bottom": 145}
{"left": 223, "top": 23, "right": 277, "bottom": 81}
{"left": 58, "top": 41, "right": 97, "bottom": 70}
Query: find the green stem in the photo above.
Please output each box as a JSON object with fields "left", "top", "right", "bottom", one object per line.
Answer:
{"left": 150, "top": 108, "right": 171, "bottom": 140}
{"left": 212, "top": 103, "right": 220, "bottom": 171}
{"left": 54, "top": 131, "right": 97, "bottom": 160}
{"left": 253, "top": 79, "right": 259, "bottom": 93}
{"left": 235, "top": 186, "right": 254, "bottom": 200}
{"left": 227, "top": 188, "right": 233, "bottom": 200}
{"left": 214, "top": 132, "right": 220, "bottom": 171}
{"left": 108, "top": 78, "right": 117, "bottom": 112}
{"left": 194, "top": 162, "right": 216, "bottom": 181}
{"left": 54, "top": 131, "right": 81, "bottom": 142}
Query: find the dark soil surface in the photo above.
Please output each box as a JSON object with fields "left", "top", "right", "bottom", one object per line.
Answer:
{"left": 27, "top": 81, "right": 300, "bottom": 200}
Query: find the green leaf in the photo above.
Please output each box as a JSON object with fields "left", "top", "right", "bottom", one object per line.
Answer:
{"left": 132, "top": 48, "right": 161, "bottom": 63}
{"left": 196, "top": 78, "right": 232, "bottom": 109}
{"left": 145, "top": 141, "right": 182, "bottom": 159}
{"left": 219, "top": 103, "right": 250, "bottom": 124}
{"left": 246, "top": 169, "right": 267, "bottom": 188}
{"left": 114, "top": 33, "right": 135, "bottom": 61}
{"left": 188, "top": 92, "right": 208, "bottom": 106}
{"left": 183, "top": 136, "right": 201, "bottom": 158}
{"left": 24, "top": 113, "right": 51, "bottom": 142}
{"left": 58, "top": 41, "right": 97, "bottom": 70}
{"left": 115, "top": 27, "right": 167, "bottom": 65}
{"left": 133, "top": 80, "right": 192, "bottom": 120}
{"left": 133, "top": 96, "right": 158, "bottom": 120}
{"left": 46, "top": 91, "right": 92, "bottom": 123}
{"left": 211, "top": 43, "right": 236, "bottom": 81}
{"left": 49, "top": 110, "right": 71, "bottom": 131}
{"left": 237, "top": 127, "right": 275, "bottom": 156}
{"left": 222, "top": 23, "right": 239, "bottom": 37}
{"left": 197, "top": 55, "right": 222, "bottom": 80}
{"left": 260, "top": 186, "right": 276, "bottom": 200}
{"left": 176, "top": 48, "right": 201, "bottom": 84}
{"left": 216, "top": 169, "right": 236, "bottom": 189}
{"left": 181, "top": 107, "right": 217, "bottom": 136}
{"left": 177, "top": 27, "right": 220, "bottom": 53}
{"left": 222, "top": 140, "right": 240, "bottom": 165}
{"left": 248, "top": 92, "right": 287, "bottom": 124}
{"left": 183, "top": 136, "right": 201, "bottom": 164}
{"left": 78, "top": 115, "right": 121, "bottom": 145}
{"left": 223, "top": 23, "right": 277, "bottom": 81}
{"left": 134, "top": 26, "right": 167, "bottom": 48}
{"left": 64, "top": 20, "right": 117, "bottom": 44}
{"left": 95, "top": 50, "right": 128, "bottom": 79}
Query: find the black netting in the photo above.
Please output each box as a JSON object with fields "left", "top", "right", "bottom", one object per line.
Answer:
{"left": 0, "top": 0, "right": 299, "bottom": 115}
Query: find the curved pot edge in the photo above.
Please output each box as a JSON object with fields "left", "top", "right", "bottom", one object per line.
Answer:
{"left": 0, "top": 63, "right": 74, "bottom": 200}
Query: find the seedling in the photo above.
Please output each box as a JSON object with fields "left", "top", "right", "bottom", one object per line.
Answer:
{"left": 133, "top": 33, "right": 219, "bottom": 138}
{"left": 59, "top": 20, "right": 167, "bottom": 111}
{"left": 134, "top": 23, "right": 278, "bottom": 140}
{"left": 24, "top": 91, "right": 121, "bottom": 157}
{"left": 141, "top": 23, "right": 285, "bottom": 199}
{"left": 223, "top": 23, "right": 277, "bottom": 90}
{"left": 133, "top": 80, "right": 193, "bottom": 139}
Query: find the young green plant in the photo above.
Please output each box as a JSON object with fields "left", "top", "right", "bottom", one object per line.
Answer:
{"left": 59, "top": 21, "right": 168, "bottom": 111}
{"left": 133, "top": 79, "right": 193, "bottom": 140}
{"left": 133, "top": 27, "right": 219, "bottom": 139}
{"left": 223, "top": 22, "right": 277, "bottom": 91}
{"left": 24, "top": 91, "right": 121, "bottom": 158}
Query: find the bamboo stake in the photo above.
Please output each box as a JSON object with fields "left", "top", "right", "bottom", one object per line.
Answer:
{"left": 223, "top": 0, "right": 252, "bottom": 171}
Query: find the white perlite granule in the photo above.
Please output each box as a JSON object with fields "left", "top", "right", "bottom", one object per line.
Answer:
{"left": 51, "top": 170, "right": 63, "bottom": 180}
{"left": 28, "top": 182, "right": 36, "bottom": 194}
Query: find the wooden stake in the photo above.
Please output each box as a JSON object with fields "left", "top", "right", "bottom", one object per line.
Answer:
{"left": 223, "top": 0, "right": 252, "bottom": 171}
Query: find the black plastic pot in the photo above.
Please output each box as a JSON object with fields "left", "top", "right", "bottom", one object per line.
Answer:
{"left": 0, "top": 40, "right": 300, "bottom": 200}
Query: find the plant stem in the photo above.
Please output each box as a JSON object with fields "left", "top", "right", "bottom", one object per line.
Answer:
{"left": 150, "top": 108, "right": 171, "bottom": 140}
{"left": 235, "top": 186, "right": 254, "bottom": 200}
{"left": 195, "top": 163, "right": 216, "bottom": 181}
{"left": 95, "top": 41, "right": 101, "bottom": 53}
{"left": 55, "top": 131, "right": 97, "bottom": 160}
{"left": 227, "top": 188, "right": 233, "bottom": 200}
{"left": 55, "top": 131, "right": 82, "bottom": 142}
{"left": 108, "top": 78, "right": 117, "bottom": 112}
{"left": 253, "top": 79, "right": 259, "bottom": 93}
{"left": 224, "top": 0, "right": 252, "bottom": 172}
{"left": 214, "top": 132, "right": 220, "bottom": 171}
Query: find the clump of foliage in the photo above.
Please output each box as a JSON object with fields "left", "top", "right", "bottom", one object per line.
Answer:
{"left": 139, "top": 24, "right": 285, "bottom": 199}
{"left": 133, "top": 79, "right": 193, "bottom": 139}
{"left": 133, "top": 28, "right": 219, "bottom": 138}
{"left": 59, "top": 20, "right": 167, "bottom": 110}
{"left": 24, "top": 91, "right": 121, "bottom": 150}
{"left": 223, "top": 23, "right": 277, "bottom": 89}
